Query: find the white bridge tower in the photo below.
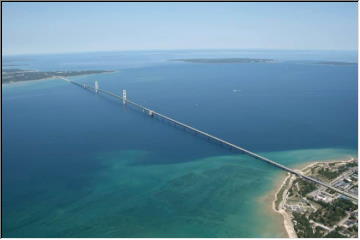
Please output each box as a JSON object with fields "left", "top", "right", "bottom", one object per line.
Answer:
{"left": 122, "top": 90, "right": 127, "bottom": 104}
{"left": 95, "top": 80, "right": 99, "bottom": 93}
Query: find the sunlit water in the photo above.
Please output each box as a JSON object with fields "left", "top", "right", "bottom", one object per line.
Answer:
{"left": 2, "top": 50, "right": 357, "bottom": 237}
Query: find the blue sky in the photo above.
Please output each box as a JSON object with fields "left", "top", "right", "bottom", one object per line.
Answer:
{"left": 2, "top": 2, "right": 358, "bottom": 55}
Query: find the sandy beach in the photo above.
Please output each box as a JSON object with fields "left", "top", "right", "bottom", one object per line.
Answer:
{"left": 272, "top": 173, "right": 298, "bottom": 238}
{"left": 256, "top": 172, "right": 290, "bottom": 238}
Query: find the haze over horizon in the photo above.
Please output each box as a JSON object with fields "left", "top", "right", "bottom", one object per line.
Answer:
{"left": 3, "top": 2, "right": 358, "bottom": 55}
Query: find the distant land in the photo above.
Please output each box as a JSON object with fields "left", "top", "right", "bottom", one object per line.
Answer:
{"left": 315, "top": 61, "right": 357, "bottom": 66}
{"left": 171, "top": 58, "right": 274, "bottom": 64}
{"left": 2, "top": 69, "right": 113, "bottom": 84}
{"left": 3, "top": 64, "right": 24, "bottom": 67}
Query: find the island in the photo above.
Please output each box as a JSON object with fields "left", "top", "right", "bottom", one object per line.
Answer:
{"left": 170, "top": 58, "right": 274, "bottom": 64}
{"left": 315, "top": 61, "right": 357, "bottom": 66}
{"left": 2, "top": 68, "right": 113, "bottom": 84}
{"left": 274, "top": 158, "right": 358, "bottom": 238}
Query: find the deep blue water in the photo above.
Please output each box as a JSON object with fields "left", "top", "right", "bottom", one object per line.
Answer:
{"left": 2, "top": 50, "right": 358, "bottom": 237}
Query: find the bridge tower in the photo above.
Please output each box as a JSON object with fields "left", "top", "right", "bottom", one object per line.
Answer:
{"left": 122, "top": 90, "right": 127, "bottom": 104}
{"left": 95, "top": 81, "right": 99, "bottom": 93}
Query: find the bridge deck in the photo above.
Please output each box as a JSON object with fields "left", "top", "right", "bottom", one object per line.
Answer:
{"left": 63, "top": 78, "right": 358, "bottom": 201}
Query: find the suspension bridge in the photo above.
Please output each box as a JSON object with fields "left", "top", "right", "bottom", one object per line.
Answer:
{"left": 62, "top": 77, "right": 358, "bottom": 201}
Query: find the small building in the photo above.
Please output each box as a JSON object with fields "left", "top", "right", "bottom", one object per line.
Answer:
{"left": 314, "top": 191, "right": 334, "bottom": 203}
{"left": 343, "top": 219, "right": 356, "bottom": 228}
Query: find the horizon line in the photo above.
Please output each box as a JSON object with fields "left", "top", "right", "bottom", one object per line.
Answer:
{"left": 3, "top": 48, "right": 358, "bottom": 57}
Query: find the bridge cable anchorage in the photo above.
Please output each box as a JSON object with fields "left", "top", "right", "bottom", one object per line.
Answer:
{"left": 64, "top": 78, "right": 358, "bottom": 201}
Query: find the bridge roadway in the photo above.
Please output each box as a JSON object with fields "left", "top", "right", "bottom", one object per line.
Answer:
{"left": 63, "top": 78, "right": 358, "bottom": 201}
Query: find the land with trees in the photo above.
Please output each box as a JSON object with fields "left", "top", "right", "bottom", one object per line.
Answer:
{"left": 274, "top": 159, "right": 358, "bottom": 238}
{"left": 2, "top": 68, "right": 113, "bottom": 84}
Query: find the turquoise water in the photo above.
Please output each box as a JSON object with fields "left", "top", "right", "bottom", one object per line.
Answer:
{"left": 2, "top": 50, "right": 357, "bottom": 237}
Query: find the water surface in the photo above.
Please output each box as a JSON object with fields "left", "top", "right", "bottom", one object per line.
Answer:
{"left": 2, "top": 50, "right": 357, "bottom": 237}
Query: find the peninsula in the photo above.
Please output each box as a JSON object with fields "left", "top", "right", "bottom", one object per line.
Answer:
{"left": 274, "top": 158, "right": 358, "bottom": 238}
{"left": 2, "top": 69, "right": 113, "bottom": 84}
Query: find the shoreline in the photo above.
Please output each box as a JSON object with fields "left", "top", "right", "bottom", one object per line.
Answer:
{"left": 2, "top": 70, "right": 116, "bottom": 86}
{"left": 271, "top": 156, "right": 356, "bottom": 238}
{"left": 256, "top": 172, "right": 289, "bottom": 238}
{"left": 2, "top": 76, "right": 59, "bottom": 86}
{"left": 273, "top": 173, "right": 297, "bottom": 238}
